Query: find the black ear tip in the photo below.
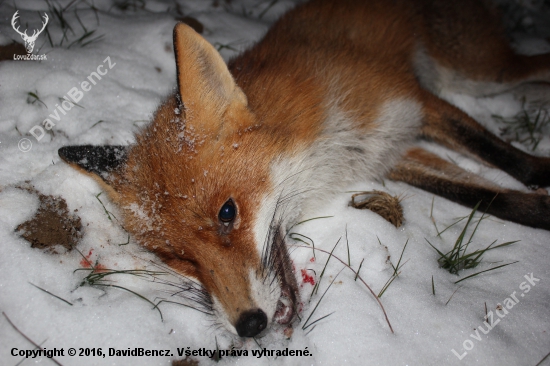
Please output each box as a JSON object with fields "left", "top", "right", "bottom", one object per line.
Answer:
{"left": 58, "top": 145, "right": 86, "bottom": 163}
{"left": 58, "top": 145, "right": 128, "bottom": 177}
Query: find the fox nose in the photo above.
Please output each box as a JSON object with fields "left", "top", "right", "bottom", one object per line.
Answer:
{"left": 235, "top": 309, "right": 268, "bottom": 337}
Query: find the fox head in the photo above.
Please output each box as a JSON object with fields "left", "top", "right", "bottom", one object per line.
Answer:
{"left": 59, "top": 23, "right": 299, "bottom": 337}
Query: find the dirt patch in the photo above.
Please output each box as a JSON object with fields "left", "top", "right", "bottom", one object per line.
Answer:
{"left": 0, "top": 42, "right": 27, "bottom": 61}
{"left": 16, "top": 191, "right": 82, "bottom": 253}
{"left": 172, "top": 358, "right": 199, "bottom": 366}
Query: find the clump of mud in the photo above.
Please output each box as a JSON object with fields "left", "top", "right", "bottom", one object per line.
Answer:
{"left": 350, "top": 190, "right": 404, "bottom": 228}
{"left": 0, "top": 42, "right": 26, "bottom": 61}
{"left": 172, "top": 358, "right": 199, "bottom": 366}
{"left": 16, "top": 191, "right": 82, "bottom": 253}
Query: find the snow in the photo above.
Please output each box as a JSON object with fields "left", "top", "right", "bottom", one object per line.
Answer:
{"left": 1, "top": 0, "right": 549, "bottom": 365}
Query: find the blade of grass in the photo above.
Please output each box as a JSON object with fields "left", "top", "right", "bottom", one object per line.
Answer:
{"left": 354, "top": 258, "right": 364, "bottom": 281}
{"left": 289, "top": 232, "right": 315, "bottom": 259}
{"left": 296, "top": 245, "right": 394, "bottom": 333}
{"left": 29, "top": 282, "right": 73, "bottom": 306}
{"left": 345, "top": 225, "right": 350, "bottom": 266}
{"left": 96, "top": 192, "right": 116, "bottom": 221}
{"left": 304, "top": 324, "right": 317, "bottom": 336}
{"left": 445, "top": 286, "right": 462, "bottom": 305}
{"left": 430, "top": 196, "right": 441, "bottom": 236}
{"left": 2, "top": 312, "right": 63, "bottom": 366}
{"left": 302, "top": 311, "right": 335, "bottom": 332}
{"left": 15, "top": 339, "right": 48, "bottom": 366}
{"left": 311, "top": 237, "right": 341, "bottom": 296}
{"left": 116, "top": 234, "right": 130, "bottom": 246}
{"left": 378, "top": 239, "right": 410, "bottom": 298}
{"left": 437, "top": 215, "right": 467, "bottom": 237}
{"left": 392, "top": 239, "right": 409, "bottom": 274}
{"left": 61, "top": 96, "right": 84, "bottom": 109}
{"left": 154, "top": 299, "right": 211, "bottom": 316}
{"left": 286, "top": 215, "right": 333, "bottom": 235}
{"left": 27, "top": 92, "right": 47, "bottom": 108}
{"left": 213, "top": 336, "right": 221, "bottom": 362}
{"left": 91, "top": 283, "right": 163, "bottom": 321}
{"left": 303, "top": 268, "right": 343, "bottom": 330}
{"left": 535, "top": 351, "right": 550, "bottom": 366}
{"left": 454, "top": 261, "right": 519, "bottom": 284}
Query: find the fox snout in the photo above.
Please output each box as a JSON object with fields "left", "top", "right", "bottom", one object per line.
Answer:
{"left": 192, "top": 249, "right": 281, "bottom": 337}
{"left": 197, "top": 226, "right": 297, "bottom": 337}
{"left": 236, "top": 309, "right": 268, "bottom": 337}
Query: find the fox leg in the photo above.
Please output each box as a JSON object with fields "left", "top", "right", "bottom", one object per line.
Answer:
{"left": 389, "top": 147, "right": 550, "bottom": 230}
{"left": 413, "top": 0, "right": 550, "bottom": 97}
{"left": 417, "top": 91, "right": 550, "bottom": 189}
{"left": 406, "top": 0, "right": 550, "bottom": 229}
{"left": 415, "top": 41, "right": 550, "bottom": 97}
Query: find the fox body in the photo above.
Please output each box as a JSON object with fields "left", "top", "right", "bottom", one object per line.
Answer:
{"left": 59, "top": 0, "right": 550, "bottom": 337}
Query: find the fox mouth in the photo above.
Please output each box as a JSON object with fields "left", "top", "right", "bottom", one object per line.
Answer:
{"left": 274, "top": 282, "right": 296, "bottom": 324}
{"left": 269, "top": 229, "right": 299, "bottom": 326}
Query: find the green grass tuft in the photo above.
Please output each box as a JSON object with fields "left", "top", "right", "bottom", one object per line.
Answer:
{"left": 427, "top": 201, "right": 519, "bottom": 283}
{"left": 74, "top": 249, "right": 167, "bottom": 321}
{"left": 43, "top": 0, "right": 103, "bottom": 49}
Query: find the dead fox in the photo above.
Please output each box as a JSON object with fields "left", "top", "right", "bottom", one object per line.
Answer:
{"left": 59, "top": 0, "right": 550, "bottom": 337}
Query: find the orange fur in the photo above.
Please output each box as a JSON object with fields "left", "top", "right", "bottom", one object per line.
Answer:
{"left": 59, "top": 0, "right": 550, "bottom": 337}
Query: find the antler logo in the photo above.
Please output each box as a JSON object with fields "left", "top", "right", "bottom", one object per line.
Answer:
{"left": 11, "top": 11, "right": 49, "bottom": 54}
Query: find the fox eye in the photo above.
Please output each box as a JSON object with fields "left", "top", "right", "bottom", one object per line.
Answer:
{"left": 219, "top": 199, "right": 236, "bottom": 223}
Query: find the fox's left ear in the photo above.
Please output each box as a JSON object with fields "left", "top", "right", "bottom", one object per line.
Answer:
{"left": 58, "top": 145, "right": 128, "bottom": 195}
{"left": 173, "top": 23, "right": 248, "bottom": 131}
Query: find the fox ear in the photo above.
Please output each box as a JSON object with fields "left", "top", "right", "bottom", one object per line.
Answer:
{"left": 58, "top": 145, "right": 128, "bottom": 190}
{"left": 173, "top": 23, "right": 247, "bottom": 124}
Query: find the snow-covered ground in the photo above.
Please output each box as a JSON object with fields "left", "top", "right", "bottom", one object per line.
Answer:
{"left": 0, "top": 0, "right": 549, "bottom": 365}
